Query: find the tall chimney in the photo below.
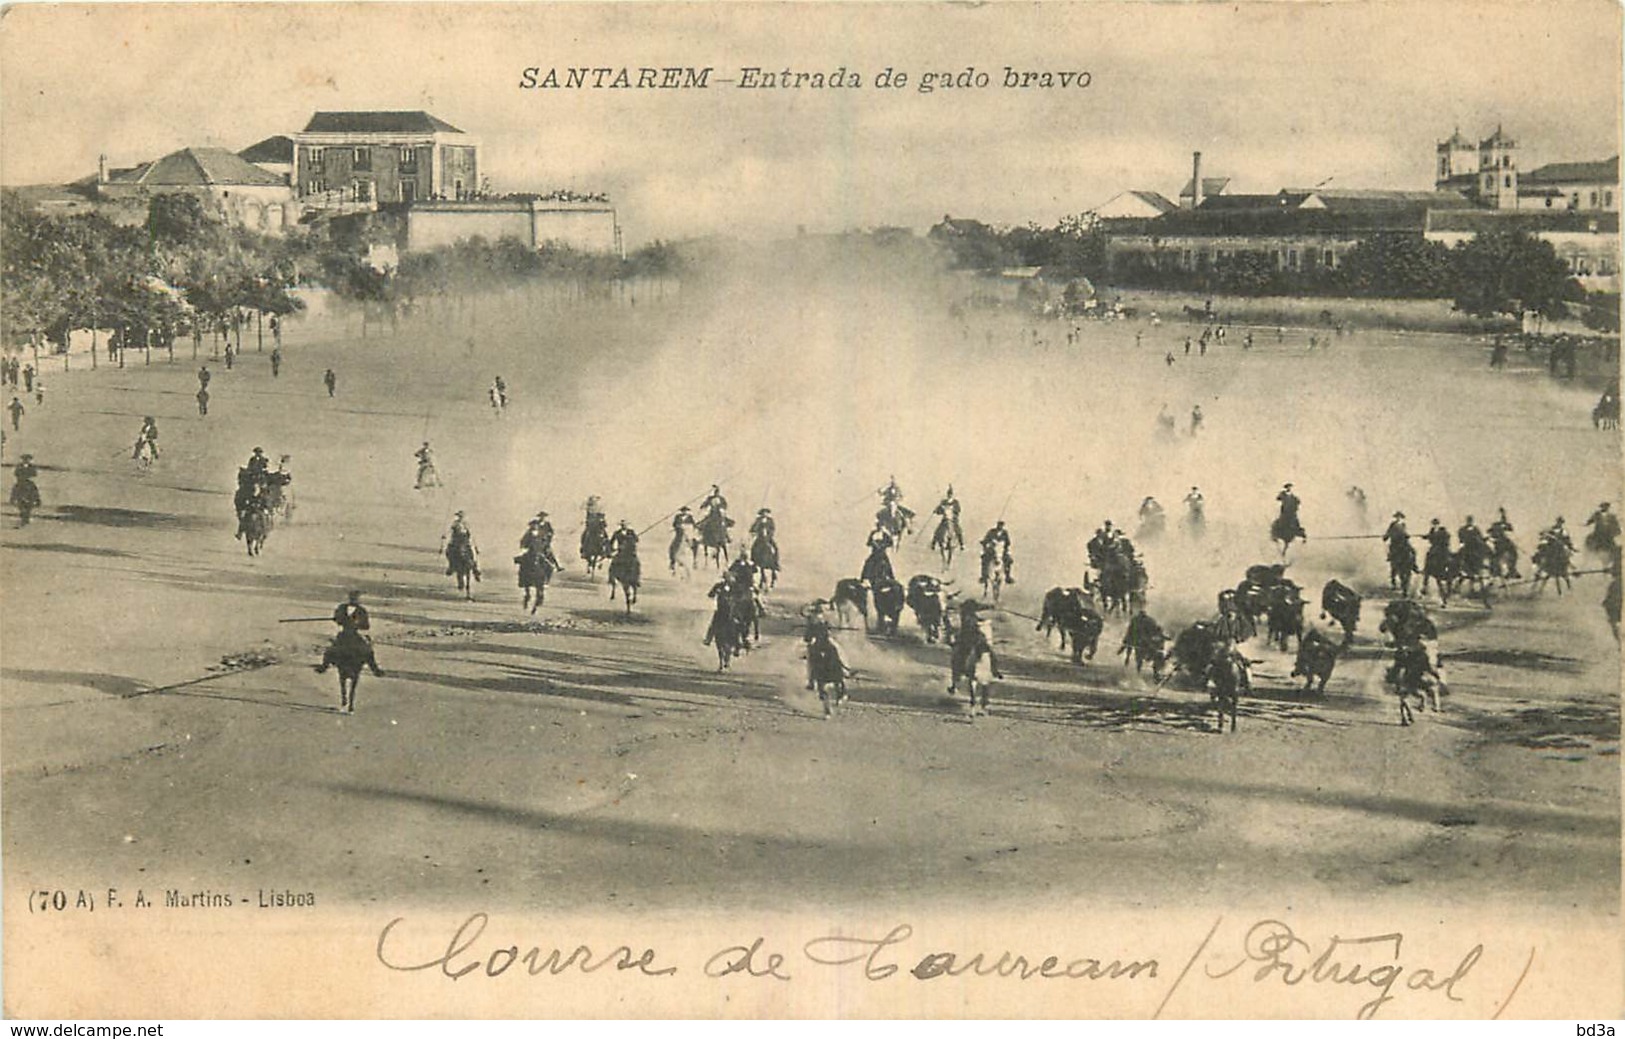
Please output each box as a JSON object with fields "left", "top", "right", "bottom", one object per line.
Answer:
{"left": 1191, "top": 151, "right": 1204, "bottom": 209}
{"left": 98, "top": 153, "right": 108, "bottom": 185}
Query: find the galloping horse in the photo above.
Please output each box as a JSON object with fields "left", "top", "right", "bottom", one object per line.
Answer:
{"left": 978, "top": 543, "right": 1006, "bottom": 603}
{"left": 807, "top": 636, "right": 847, "bottom": 718}
{"left": 669, "top": 523, "right": 699, "bottom": 579}
{"left": 874, "top": 501, "right": 913, "bottom": 541}
{"left": 1532, "top": 535, "right": 1574, "bottom": 596}
{"left": 929, "top": 514, "right": 960, "bottom": 568}
{"left": 319, "top": 631, "right": 371, "bottom": 713}
{"left": 1270, "top": 512, "right": 1306, "bottom": 556}
{"left": 445, "top": 538, "right": 479, "bottom": 600}
{"left": 608, "top": 543, "right": 640, "bottom": 615}
{"left": 1387, "top": 536, "right": 1419, "bottom": 596}
{"left": 709, "top": 594, "right": 748, "bottom": 671}
{"left": 516, "top": 544, "right": 555, "bottom": 613}
{"left": 241, "top": 502, "right": 270, "bottom": 557}
{"left": 697, "top": 506, "right": 733, "bottom": 568}
{"left": 750, "top": 533, "right": 779, "bottom": 589}
{"left": 580, "top": 516, "right": 610, "bottom": 578}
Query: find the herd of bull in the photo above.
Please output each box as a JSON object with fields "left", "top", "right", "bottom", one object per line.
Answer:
{"left": 816, "top": 557, "right": 1447, "bottom": 732}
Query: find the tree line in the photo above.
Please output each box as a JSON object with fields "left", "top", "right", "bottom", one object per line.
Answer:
{"left": 0, "top": 191, "right": 691, "bottom": 357}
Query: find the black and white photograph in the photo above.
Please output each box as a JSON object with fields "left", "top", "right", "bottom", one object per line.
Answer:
{"left": 0, "top": 0, "right": 1620, "bottom": 1021}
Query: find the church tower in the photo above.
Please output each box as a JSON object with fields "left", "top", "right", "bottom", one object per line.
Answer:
{"left": 1435, "top": 127, "right": 1476, "bottom": 191}
{"left": 1477, "top": 125, "right": 1519, "bottom": 209}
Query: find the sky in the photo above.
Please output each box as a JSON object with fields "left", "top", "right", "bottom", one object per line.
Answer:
{"left": 1, "top": 1, "right": 1620, "bottom": 244}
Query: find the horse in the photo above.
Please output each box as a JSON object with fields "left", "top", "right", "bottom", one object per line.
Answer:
{"left": 516, "top": 545, "right": 555, "bottom": 614}
{"left": 874, "top": 501, "right": 913, "bottom": 540}
{"left": 669, "top": 525, "right": 698, "bottom": 579}
{"left": 1208, "top": 653, "right": 1248, "bottom": 733}
{"left": 709, "top": 595, "right": 747, "bottom": 671}
{"left": 9, "top": 475, "right": 40, "bottom": 527}
{"left": 949, "top": 628, "right": 999, "bottom": 717}
{"left": 698, "top": 507, "right": 733, "bottom": 568}
{"left": 445, "top": 539, "right": 479, "bottom": 599}
{"left": 1037, "top": 587, "right": 1103, "bottom": 664}
{"left": 1532, "top": 536, "right": 1574, "bottom": 596}
{"left": 750, "top": 534, "right": 780, "bottom": 589}
{"left": 906, "top": 575, "right": 955, "bottom": 644}
{"left": 1488, "top": 535, "right": 1521, "bottom": 585}
{"left": 929, "top": 515, "right": 961, "bottom": 568}
{"left": 1421, "top": 540, "right": 1458, "bottom": 605}
{"left": 1291, "top": 629, "right": 1339, "bottom": 694}
{"left": 1388, "top": 642, "right": 1444, "bottom": 725}
{"left": 264, "top": 471, "right": 293, "bottom": 522}
{"left": 1387, "top": 537, "right": 1419, "bottom": 596}
{"left": 1270, "top": 511, "right": 1306, "bottom": 556}
{"left": 807, "top": 636, "right": 847, "bottom": 718}
{"left": 978, "top": 544, "right": 1006, "bottom": 603}
{"left": 727, "top": 576, "right": 763, "bottom": 645}
{"left": 580, "top": 519, "right": 610, "bottom": 579}
{"left": 608, "top": 546, "right": 640, "bottom": 615}
{"left": 132, "top": 436, "right": 157, "bottom": 470}
{"left": 241, "top": 503, "right": 270, "bottom": 557}
{"left": 318, "top": 631, "right": 372, "bottom": 713}
{"left": 1319, "top": 580, "right": 1361, "bottom": 646}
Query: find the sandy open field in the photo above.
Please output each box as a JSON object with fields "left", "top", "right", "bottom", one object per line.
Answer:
{"left": 2, "top": 262, "right": 1619, "bottom": 933}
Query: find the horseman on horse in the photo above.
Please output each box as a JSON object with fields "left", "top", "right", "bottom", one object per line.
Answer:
{"left": 875, "top": 476, "right": 915, "bottom": 538}
{"left": 670, "top": 505, "right": 699, "bottom": 574}
{"left": 1183, "top": 488, "right": 1205, "bottom": 535}
{"left": 1271, "top": 483, "right": 1306, "bottom": 551}
{"left": 414, "top": 442, "right": 439, "bottom": 489}
{"left": 1086, "top": 521, "right": 1118, "bottom": 571}
{"left": 444, "top": 511, "right": 481, "bottom": 595}
{"left": 948, "top": 599, "right": 1002, "bottom": 714}
{"left": 979, "top": 521, "right": 1014, "bottom": 587}
{"left": 581, "top": 496, "right": 610, "bottom": 575}
{"left": 1488, "top": 508, "right": 1521, "bottom": 580}
{"left": 1585, "top": 502, "right": 1621, "bottom": 558}
{"left": 929, "top": 486, "right": 965, "bottom": 562}
{"left": 1534, "top": 518, "right": 1577, "bottom": 595}
{"left": 696, "top": 485, "right": 734, "bottom": 567}
{"left": 9, "top": 453, "right": 40, "bottom": 526}
{"left": 607, "top": 519, "right": 642, "bottom": 612}
{"left": 315, "top": 591, "right": 385, "bottom": 712}
{"left": 1457, "top": 515, "right": 1490, "bottom": 579}
{"left": 862, "top": 524, "right": 897, "bottom": 587}
{"left": 1137, "top": 497, "right": 1166, "bottom": 541}
{"left": 1384, "top": 511, "right": 1418, "bottom": 592}
{"left": 748, "top": 507, "right": 779, "bottom": 586}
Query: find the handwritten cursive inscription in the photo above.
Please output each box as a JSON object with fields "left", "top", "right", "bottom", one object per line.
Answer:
{"left": 376, "top": 913, "right": 678, "bottom": 981}
{"left": 1208, "top": 919, "right": 1483, "bottom": 1019}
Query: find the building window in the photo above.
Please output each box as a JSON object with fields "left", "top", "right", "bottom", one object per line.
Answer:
{"left": 1503, "top": 175, "right": 1512, "bottom": 188}
{"left": 1590, "top": 191, "right": 1599, "bottom": 207}
{"left": 401, "top": 181, "right": 416, "bottom": 202}
{"left": 1606, "top": 190, "right": 1615, "bottom": 208}
{"left": 351, "top": 180, "right": 371, "bottom": 203}
{"left": 307, "top": 147, "right": 324, "bottom": 169}
{"left": 1287, "top": 249, "right": 1299, "bottom": 270}
{"left": 307, "top": 179, "right": 325, "bottom": 195}
{"left": 353, "top": 147, "right": 371, "bottom": 171}
{"left": 398, "top": 146, "right": 418, "bottom": 169}
{"left": 1323, "top": 249, "right": 1335, "bottom": 268}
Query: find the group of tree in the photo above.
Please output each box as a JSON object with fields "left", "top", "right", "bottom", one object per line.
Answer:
{"left": 927, "top": 213, "right": 1109, "bottom": 280}
{"left": 2, "top": 191, "right": 304, "bottom": 362}
{"left": 1, "top": 190, "right": 693, "bottom": 354}
{"left": 1109, "top": 229, "right": 1591, "bottom": 321}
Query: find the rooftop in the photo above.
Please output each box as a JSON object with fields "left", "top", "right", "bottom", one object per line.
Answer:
{"left": 1425, "top": 209, "right": 1620, "bottom": 235}
{"left": 301, "top": 111, "right": 466, "bottom": 135}
{"left": 1179, "top": 176, "right": 1231, "bottom": 199}
{"left": 239, "top": 135, "right": 294, "bottom": 164}
{"left": 1523, "top": 157, "right": 1619, "bottom": 184}
{"left": 106, "top": 147, "right": 287, "bottom": 188}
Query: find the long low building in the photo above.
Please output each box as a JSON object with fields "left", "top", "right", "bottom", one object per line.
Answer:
{"left": 1106, "top": 190, "right": 1473, "bottom": 275}
{"left": 395, "top": 196, "right": 622, "bottom": 255}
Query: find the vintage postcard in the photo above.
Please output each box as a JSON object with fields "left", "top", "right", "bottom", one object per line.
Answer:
{"left": 1, "top": 0, "right": 1620, "bottom": 1020}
